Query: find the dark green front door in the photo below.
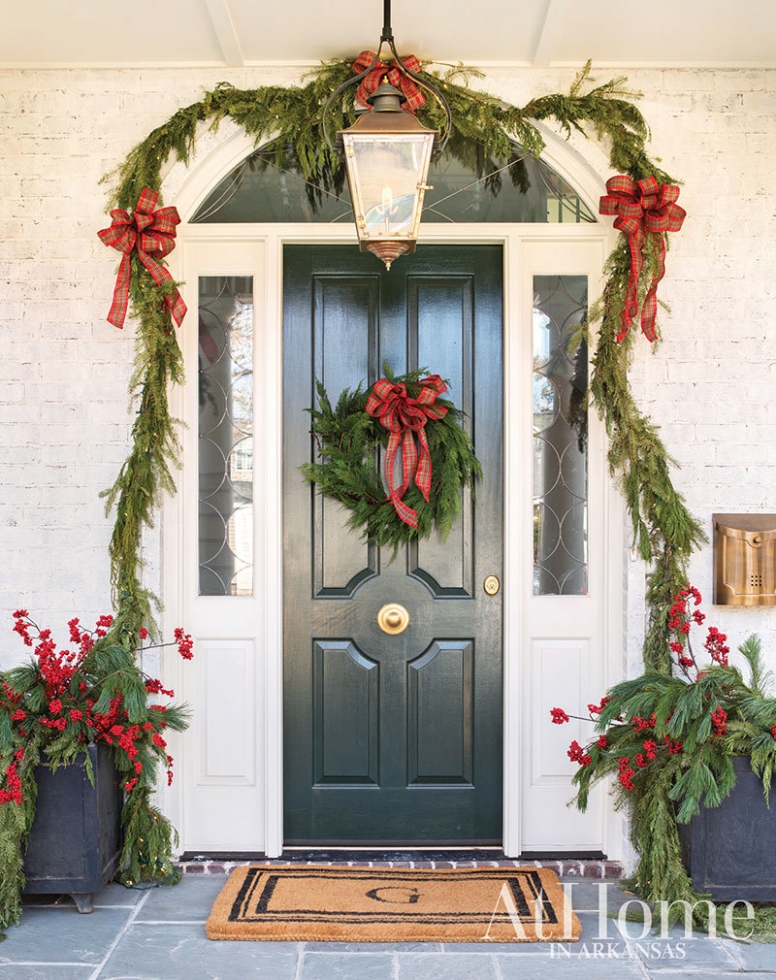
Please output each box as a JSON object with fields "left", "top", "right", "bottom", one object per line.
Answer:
{"left": 283, "top": 244, "right": 503, "bottom": 845}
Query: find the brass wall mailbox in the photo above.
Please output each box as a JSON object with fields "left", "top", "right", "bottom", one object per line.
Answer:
{"left": 714, "top": 514, "right": 776, "bottom": 606}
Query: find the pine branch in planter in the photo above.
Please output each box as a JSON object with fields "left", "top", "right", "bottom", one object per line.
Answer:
{"left": 117, "top": 794, "right": 181, "bottom": 888}
{"left": 0, "top": 740, "right": 39, "bottom": 932}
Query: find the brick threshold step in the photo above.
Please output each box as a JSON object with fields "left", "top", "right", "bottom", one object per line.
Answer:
{"left": 177, "top": 850, "right": 625, "bottom": 880}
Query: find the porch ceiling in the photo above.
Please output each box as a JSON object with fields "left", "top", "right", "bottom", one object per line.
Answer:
{"left": 2, "top": 0, "right": 775, "bottom": 69}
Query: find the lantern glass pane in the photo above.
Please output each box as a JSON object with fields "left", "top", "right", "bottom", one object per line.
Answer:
{"left": 343, "top": 133, "right": 434, "bottom": 241}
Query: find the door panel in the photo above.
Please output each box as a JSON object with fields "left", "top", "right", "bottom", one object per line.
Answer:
{"left": 283, "top": 244, "right": 503, "bottom": 845}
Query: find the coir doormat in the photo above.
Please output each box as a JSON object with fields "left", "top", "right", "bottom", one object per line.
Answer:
{"left": 206, "top": 865, "right": 581, "bottom": 942}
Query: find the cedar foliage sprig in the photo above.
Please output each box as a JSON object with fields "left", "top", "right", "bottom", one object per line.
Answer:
{"left": 0, "top": 736, "right": 39, "bottom": 932}
{"left": 117, "top": 791, "right": 182, "bottom": 888}
{"left": 300, "top": 369, "right": 481, "bottom": 555}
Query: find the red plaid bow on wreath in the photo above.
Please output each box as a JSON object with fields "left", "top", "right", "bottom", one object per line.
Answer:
{"left": 365, "top": 375, "right": 448, "bottom": 528}
{"left": 599, "top": 175, "right": 686, "bottom": 342}
{"left": 98, "top": 187, "right": 187, "bottom": 329}
{"left": 353, "top": 50, "right": 426, "bottom": 113}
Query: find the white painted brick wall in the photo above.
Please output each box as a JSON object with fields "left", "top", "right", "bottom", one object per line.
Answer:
{"left": 1, "top": 64, "right": 775, "bottom": 685}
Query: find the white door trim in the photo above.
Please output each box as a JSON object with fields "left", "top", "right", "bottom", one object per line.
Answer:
{"left": 161, "top": 129, "right": 623, "bottom": 859}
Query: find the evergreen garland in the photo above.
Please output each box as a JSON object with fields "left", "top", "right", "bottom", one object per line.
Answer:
{"left": 98, "top": 58, "right": 707, "bottom": 915}
{"left": 587, "top": 235, "right": 706, "bottom": 671}
{"left": 104, "top": 59, "right": 703, "bottom": 655}
{"left": 100, "top": 258, "right": 184, "bottom": 642}
{"left": 300, "top": 369, "right": 481, "bottom": 554}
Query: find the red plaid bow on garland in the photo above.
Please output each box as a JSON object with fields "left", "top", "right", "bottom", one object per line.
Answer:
{"left": 98, "top": 187, "right": 187, "bottom": 329}
{"left": 352, "top": 50, "right": 426, "bottom": 113}
{"left": 365, "top": 375, "right": 448, "bottom": 528}
{"left": 599, "top": 175, "right": 686, "bottom": 342}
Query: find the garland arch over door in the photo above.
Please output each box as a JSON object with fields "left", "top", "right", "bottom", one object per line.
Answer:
{"left": 161, "top": 128, "right": 622, "bottom": 857}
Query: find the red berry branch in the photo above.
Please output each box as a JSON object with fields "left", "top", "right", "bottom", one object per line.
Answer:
{"left": 2, "top": 612, "right": 192, "bottom": 802}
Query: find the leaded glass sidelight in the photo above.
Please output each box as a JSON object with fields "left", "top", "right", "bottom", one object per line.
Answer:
{"left": 533, "top": 276, "right": 589, "bottom": 596}
{"left": 198, "top": 276, "right": 254, "bottom": 596}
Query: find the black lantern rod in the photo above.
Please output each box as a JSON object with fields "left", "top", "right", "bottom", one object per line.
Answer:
{"left": 382, "top": 0, "right": 392, "bottom": 42}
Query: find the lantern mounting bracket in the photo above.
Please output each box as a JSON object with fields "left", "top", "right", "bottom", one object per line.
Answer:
{"left": 321, "top": 0, "right": 452, "bottom": 160}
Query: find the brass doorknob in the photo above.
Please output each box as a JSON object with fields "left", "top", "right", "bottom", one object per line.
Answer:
{"left": 377, "top": 603, "right": 410, "bottom": 635}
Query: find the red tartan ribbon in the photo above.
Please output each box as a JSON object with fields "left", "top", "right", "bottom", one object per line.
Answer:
{"left": 365, "top": 375, "right": 448, "bottom": 529}
{"left": 97, "top": 187, "right": 187, "bottom": 329}
{"left": 599, "top": 175, "right": 686, "bottom": 342}
{"left": 353, "top": 50, "right": 426, "bottom": 114}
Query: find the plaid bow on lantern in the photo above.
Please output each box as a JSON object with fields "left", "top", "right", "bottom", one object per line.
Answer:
{"left": 352, "top": 50, "right": 426, "bottom": 113}
{"left": 97, "top": 187, "right": 187, "bottom": 329}
{"left": 365, "top": 375, "right": 448, "bottom": 529}
{"left": 599, "top": 175, "right": 686, "bottom": 342}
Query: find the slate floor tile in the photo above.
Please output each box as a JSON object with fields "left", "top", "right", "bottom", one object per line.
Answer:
{"left": 0, "top": 906, "right": 133, "bottom": 964}
{"left": 22, "top": 881, "right": 145, "bottom": 911}
{"left": 396, "top": 952, "right": 498, "bottom": 979}
{"left": 300, "top": 951, "right": 395, "bottom": 980}
{"left": 0, "top": 968, "right": 95, "bottom": 980}
{"left": 134, "top": 874, "right": 228, "bottom": 921}
{"left": 647, "top": 974, "right": 776, "bottom": 980}
{"left": 712, "top": 940, "right": 776, "bottom": 971}
{"left": 560, "top": 879, "right": 635, "bottom": 913}
{"left": 100, "top": 923, "right": 300, "bottom": 980}
{"left": 304, "top": 941, "right": 443, "bottom": 952}
{"left": 497, "top": 949, "right": 648, "bottom": 978}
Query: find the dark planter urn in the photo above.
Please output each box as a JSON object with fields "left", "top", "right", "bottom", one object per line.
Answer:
{"left": 23, "top": 743, "right": 123, "bottom": 912}
{"left": 678, "top": 755, "right": 776, "bottom": 902}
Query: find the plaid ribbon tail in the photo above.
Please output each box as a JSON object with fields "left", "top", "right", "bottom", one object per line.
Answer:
{"left": 639, "top": 233, "right": 668, "bottom": 342}
{"left": 136, "top": 248, "right": 188, "bottom": 328}
{"left": 399, "top": 428, "right": 418, "bottom": 501}
{"left": 106, "top": 253, "right": 132, "bottom": 329}
{"left": 415, "top": 429, "right": 432, "bottom": 503}
{"left": 383, "top": 430, "right": 419, "bottom": 529}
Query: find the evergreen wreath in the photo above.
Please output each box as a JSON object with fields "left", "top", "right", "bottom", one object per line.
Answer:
{"left": 301, "top": 369, "right": 481, "bottom": 552}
